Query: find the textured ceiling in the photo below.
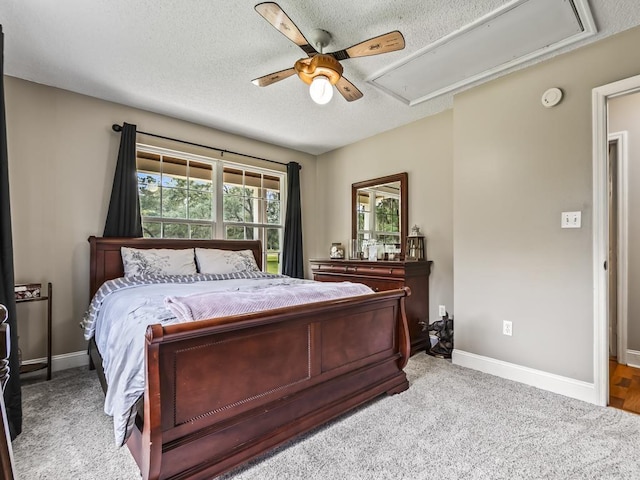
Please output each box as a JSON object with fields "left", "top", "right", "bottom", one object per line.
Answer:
{"left": 1, "top": 0, "right": 640, "bottom": 155}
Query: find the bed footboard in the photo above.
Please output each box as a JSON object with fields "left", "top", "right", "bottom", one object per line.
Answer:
{"left": 129, "top": 288, "right": 410, "bottom": 480}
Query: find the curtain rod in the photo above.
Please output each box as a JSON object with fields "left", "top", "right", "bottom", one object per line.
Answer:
{"left": 111, "top": 124, "right": 297, "bottom": 169}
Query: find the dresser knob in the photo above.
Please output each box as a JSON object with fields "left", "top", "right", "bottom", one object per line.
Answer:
{"left": 374, "top": 287, "right": 379, "bottom": 292}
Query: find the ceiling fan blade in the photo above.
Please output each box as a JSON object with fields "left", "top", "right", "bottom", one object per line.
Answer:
{"left": 335, "top": 76, "right": 363, "bottom": 102}
{"left": 255, "top": 2, "right": 317, "bottom": 56}
{"left": 330, "top": 31, "right": 405, "bottom": 61}
{"left": 251, "top": 67, "right": 297, "bottom": 87}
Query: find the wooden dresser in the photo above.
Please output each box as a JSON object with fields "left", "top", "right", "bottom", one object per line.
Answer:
{"left": 310, "top": 259, "right": 432, "bottom": 355}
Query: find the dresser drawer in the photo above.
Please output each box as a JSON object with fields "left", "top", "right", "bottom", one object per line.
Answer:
{"left": 312, "top": 271, "right": 403, "bottom": 293}
{"left": 351, "top": 265, "right": 406, "bottom": 278}
{"left": 311, "top": 262, "right": 406, "bottom": 278}
{"left": 356, "top": 277, "right": 404, "bottom": 293}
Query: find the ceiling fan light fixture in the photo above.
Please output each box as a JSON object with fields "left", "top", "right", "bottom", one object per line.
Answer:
{"left": 309, "top": 75, "right": 333, "bottom": 104}
{"left": 294, "top": 54, "right": 343, "bottom": 85}
{"left": 295, "top": 54, "right": 343, "bottom": 105}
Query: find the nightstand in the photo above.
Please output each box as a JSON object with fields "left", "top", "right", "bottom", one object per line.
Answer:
{"left": 15, "top": 282, "right": 52, "bottom": 380}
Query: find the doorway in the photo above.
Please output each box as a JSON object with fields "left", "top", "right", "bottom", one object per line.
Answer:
{"left": 606, "top": 131, "right": 628, "bottom": 368}
{"left": 608, "top": 138, "right": 619, "bottom": 361}
{"left": 592, "top": 74, "right": 640, "bottom": 407}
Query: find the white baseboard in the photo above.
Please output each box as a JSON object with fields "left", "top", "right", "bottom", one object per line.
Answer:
{"left": 452, "top": 349, "right": 597, "bottom": 404}
{"left": 21, "top": 350, "right": 88, "bottom": 373}
{"left": 626, "top": 349, "right": 640, "bottom": 368}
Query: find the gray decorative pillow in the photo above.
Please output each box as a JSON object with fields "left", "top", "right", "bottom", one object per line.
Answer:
{"left": 195, "top": 248, "right": 260, "bottom": 274}
{"left": 121, "top": 247, "right": 197, "bottom": 277}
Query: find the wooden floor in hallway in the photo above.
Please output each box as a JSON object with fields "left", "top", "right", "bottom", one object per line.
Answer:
{"left": 609, "top": 359, "right": 640, "bottom": 414}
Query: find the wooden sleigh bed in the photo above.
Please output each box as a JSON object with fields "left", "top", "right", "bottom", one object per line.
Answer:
{"left": 87, "top": 236, "right": 411, "bottom": 480}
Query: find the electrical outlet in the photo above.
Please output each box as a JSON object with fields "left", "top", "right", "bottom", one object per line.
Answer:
{"left": 503, "top": 320, "right": 513, "bottom": 336}
{"left": 438, "top": 305, "right": 447, "bottom": 317}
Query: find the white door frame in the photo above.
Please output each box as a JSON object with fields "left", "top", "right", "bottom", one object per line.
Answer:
{"left": 593, "top": 74, "right": 640, "bottom": 406}
{"left": 608, "top": 131, "right": 629, "bottom": 366}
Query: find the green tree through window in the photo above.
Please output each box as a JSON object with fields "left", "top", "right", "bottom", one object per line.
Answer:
{"left": 136, "top": 146, "right": 284, "bottom": 273}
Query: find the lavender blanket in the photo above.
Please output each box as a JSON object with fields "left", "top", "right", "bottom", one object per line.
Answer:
{"left": 165, "top": 281, "right": 373, "bottom": 322}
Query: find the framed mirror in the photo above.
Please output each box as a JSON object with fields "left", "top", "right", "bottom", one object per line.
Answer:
{"left": 352, "top": 172, "right": 408, "bottom": 260}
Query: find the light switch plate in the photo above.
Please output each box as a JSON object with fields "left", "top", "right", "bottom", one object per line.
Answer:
{"left": 561, "top": 211, "right": 581, "bottom": 228}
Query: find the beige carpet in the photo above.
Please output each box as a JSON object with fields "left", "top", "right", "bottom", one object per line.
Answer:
{"left": 13, "top": 355, "right": 640, "bottom": 479}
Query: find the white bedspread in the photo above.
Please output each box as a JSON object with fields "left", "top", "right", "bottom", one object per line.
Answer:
{"left": 87, "top": 274, "right": 372, "bottom": 447}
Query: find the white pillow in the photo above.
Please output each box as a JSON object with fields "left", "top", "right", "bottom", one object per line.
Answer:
{"left": 195, "top": 248, "right": 260, "bottom": 274}
{"left": 121, "top": 247, "right": 197, "bottom": 277}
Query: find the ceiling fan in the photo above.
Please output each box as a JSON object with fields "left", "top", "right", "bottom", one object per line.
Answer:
{"left": 252, "top": 2, "right": 405, "bottom": 104}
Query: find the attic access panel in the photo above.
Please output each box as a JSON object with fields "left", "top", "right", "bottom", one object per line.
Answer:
{"left": 368, "top": 0, "right": 596, "bottom": 106}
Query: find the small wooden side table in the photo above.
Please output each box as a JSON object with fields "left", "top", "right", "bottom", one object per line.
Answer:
{"left": 16, "top": 282, "right": 52, "bottom": 380}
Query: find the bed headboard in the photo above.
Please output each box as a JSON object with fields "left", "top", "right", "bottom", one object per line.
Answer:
{"left": 88, "top": 236, "right": 263, "bottom": 298}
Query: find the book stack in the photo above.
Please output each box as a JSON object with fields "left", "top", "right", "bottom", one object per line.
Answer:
{"left": 14, "top": 283, "right": 41, "bottom": 300}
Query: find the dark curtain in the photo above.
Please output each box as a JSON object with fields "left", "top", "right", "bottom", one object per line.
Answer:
{"left": 0, "top": 24, "right": 22, "bottom": 440}
{"left": 282, "top": 162, "right": 303, "bottom": 278}
{"left": 103, "top": 122, "right": 142, "bottom": 237}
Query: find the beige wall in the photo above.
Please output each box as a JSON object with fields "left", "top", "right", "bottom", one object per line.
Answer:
{"left": 609, "top": 92, "right": 640, "bottom": 351}
{"left": 5, "top": 77, "right": 318, "bottom": 361}
{"left": 318, "top": 24, "right": 640, "bottom": 385}
{"left": 317, "top": 111, "right": 454, "bottom": 322}
{"left": 454, "top": 26, "right": 640, "bottom": 382}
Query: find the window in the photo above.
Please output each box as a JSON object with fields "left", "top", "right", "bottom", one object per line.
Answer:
{"left": 356, "top": 187, "right": 401, "bottom": 247}
{"left": 222, "top": 166, "right": 283, "bottom": 274}
{"left": 136, "top": 145, "right": 285, "bottom": 273}
{"left": 137, "top": 150, "right": 215, "bottom": 239}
